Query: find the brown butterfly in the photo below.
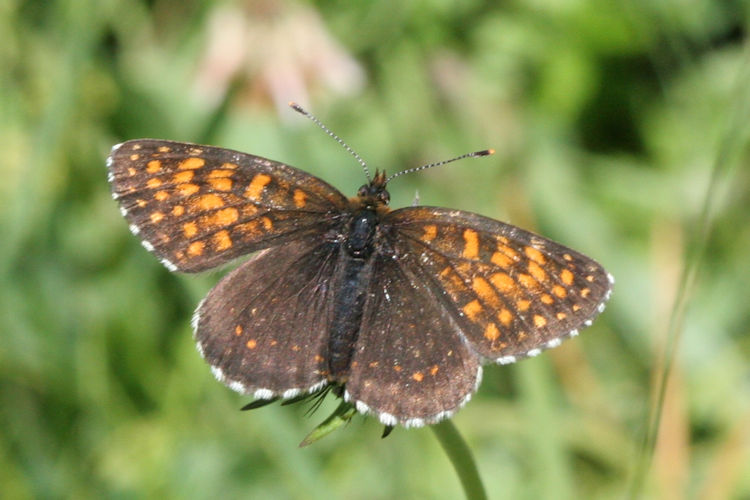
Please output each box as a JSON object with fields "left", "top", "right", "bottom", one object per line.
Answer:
{"left": 107, "top": 104, "right": 613, "bottom": 428}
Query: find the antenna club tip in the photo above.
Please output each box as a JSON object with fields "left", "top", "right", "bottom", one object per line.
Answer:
{"left": 289, "top": 102, "right": 304, "bottom": 112}
{"left": 475, "top": 149, "right": 495, "bottom": 156}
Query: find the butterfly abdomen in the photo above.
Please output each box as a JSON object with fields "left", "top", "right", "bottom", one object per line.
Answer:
{"left": 327, "top": 208, "right": 380, "bottom": 381}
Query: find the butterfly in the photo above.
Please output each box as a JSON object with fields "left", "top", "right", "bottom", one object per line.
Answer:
{"left": 107, "top": 104, "right": 613, "bottom": 428}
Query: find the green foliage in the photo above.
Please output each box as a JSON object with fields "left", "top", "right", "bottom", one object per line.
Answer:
{"left": 1, "top": 0, "right": 749, "bottom": 498}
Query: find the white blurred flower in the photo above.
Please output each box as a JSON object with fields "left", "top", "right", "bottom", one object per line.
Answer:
{"left": 194, "top": 1, "right": 365, "bottom": 117}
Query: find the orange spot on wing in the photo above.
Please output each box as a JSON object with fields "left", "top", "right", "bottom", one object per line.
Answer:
{"left": 242, "top": 204, "right": 258, "bottom": 216}
{"left": 197, "top": 194, "right": 224, "bottom": 210}
{"left": 128, "top": 167, "right": 137, "bottom": 176}
{"left": 244, "top": 173, "right": 271, "bottom": 200}
{"left": 528, "top": 261, "right": 547, "bottom": 282}
{"left": 235, "top": 325, "right": 243, "bottom": 335}
{"left": 154, "top": 190, "right": 169, "bottom": 201}
{"left": 484, "top": 323, "right": 500, "bottom": 341}
{"left": 533, "top": 315, "right": 547, "bottom": 327}
{"left": 556, "top": 312, "right": 567, "bottom": 320}
{"left": 246, "top": 339, "right": 257, "bottom": 349}
{"left": 412, "top": 372, "right": 424, "bottom": 382}
{"left": 208, "top": 178, "right": 233, "bottom": 191}
{"left": 524, "top": 246, "right": 546, "bottom": 264}
{"left": 261, "top": 216, "right": 273, "bottom": 230}
{"left": 221, "top": 162, "right": 238, "bottom": 169}
{"left": 207, "top": 169, "right": 235, "bottom": 178}
{"left": 214, "top": 230, "right": 232, "bottom": 251}
{"left": 580, "top": 288, "right": 590, "bottom": 298}
{"left": 498, "top": 308, "right": 513, "bottom": 325}
{"left": 462, "top": 299, "right": 483, "bottom": 321}
{"left": 421, "top": 225, "right": 437, "bottom": 242}
{"left": 129, "top": 154, "right": 140, "bottom": 160}
{"left": 212, "top": 207, "right": 239, "bottom": 226}
{"left": 172, "top": 205, "right": 185, "bottom": 216}
{"left": 157, "top": 146, "right": 171, "bottom": 153}
{"left": 177, "top": 183, "right": 199, "bottom": 196}
{"left": 472, "top": 276, "right": 500, "bottom": 308}
{"left": 172, "top": 170, "right": 194, "bottom": 183}
{"left": 490, "top": 272, "right": 516, "bottom": 294}
{"left": 553, "top": 285, "right": 567, "bottom": 298}
{"left": 293, "top": 189, "right": 307, "bottom": 208}
{"left": 517, "top": 273, "right": 537, "bottom": 289}
{"left": 491, "top": 251, "right": 513, "bottom": 268}
{"left": 146, "top": 160, "right": 162, "bottom": 173}
{"left": 516, "top": 299, "right": 530, "bottom": 311}
{"left": 497, "top": 244, "right": 519, "bottom": 260}
{"left": 183, "top": 222, "right": 198, "bottom": 238}
{"left": 560, "top": 269, "right": 574, "bottom": 285}
{"left": 187, "top": 241, "right": 204, "bottom": 256}
{"left": 179, "top": 157, "right": 205, "bottom": 170}
{"left": 150, "top": 211, "right": 164, "bottom": 223}
{"left": 541, "top": 294, "right": 554, "bottom": 304}
{"left": 136, "top": 199, "right": 147, "bottom": 207}
{"left": 146, "top": 178, "right": 162, "bottom": 189}
{"left": 430, "top": 365, "right": 439, "bottom": 376}
{"left": 462, "top": 229, "right": 479, "bottom": 259}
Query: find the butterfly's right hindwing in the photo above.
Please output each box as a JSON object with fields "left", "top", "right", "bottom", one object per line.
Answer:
{"left": 194, "top": 238, "right": 341, "bottom": 397}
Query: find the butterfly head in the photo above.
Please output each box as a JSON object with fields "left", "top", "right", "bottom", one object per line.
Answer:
{"left": 356, "top": 170, "right": 390, "bottom": 208}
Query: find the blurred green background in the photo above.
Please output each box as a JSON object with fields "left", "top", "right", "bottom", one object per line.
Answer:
{"left": 2, "top": 0, "right": 749, "bottom": 498}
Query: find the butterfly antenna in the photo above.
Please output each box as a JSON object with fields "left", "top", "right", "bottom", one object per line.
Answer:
{"left": 386, "top": 149, "right": 495, "bottom": 183}
{"left": 289, "top": 102, "right": 371, "bottom": 181}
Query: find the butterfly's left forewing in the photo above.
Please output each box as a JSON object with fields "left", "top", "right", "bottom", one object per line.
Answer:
{"left": 108, "top": 139, "right": 349, "bottom": 272}
{"left": 384, "top": 207, "right": 613, "bottom": 363}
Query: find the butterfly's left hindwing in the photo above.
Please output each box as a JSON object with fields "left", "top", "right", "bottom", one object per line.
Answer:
{"left": 108, "top": 139, "right": 348, "bottom": 272}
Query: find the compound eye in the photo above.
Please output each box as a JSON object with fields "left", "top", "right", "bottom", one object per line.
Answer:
{"left": 379, "top": 190, "right": 390, "bottom": 204}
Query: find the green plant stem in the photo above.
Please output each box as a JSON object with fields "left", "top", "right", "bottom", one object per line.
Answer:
{"left": 431, "top": 421, "right": 487, "bottom": 500}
